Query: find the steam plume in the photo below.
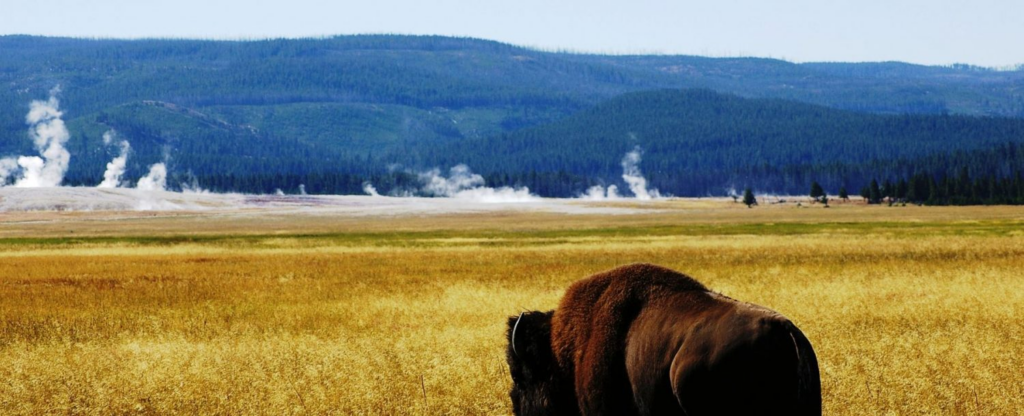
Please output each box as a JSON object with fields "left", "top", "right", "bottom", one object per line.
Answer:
{"left": 419, "top": 165, "right": 483, "bottom": 196}
{"left": 580, "top": 184, "right": 620, "bottom": 200}
{"left": 10, "top": 87, "right": 71, "bottom": 188}
{"left": 577, "top": 147, "right": 663, "bottom": 200}
{"left": 179, "top": 173, "right": 209, "bottom": 194}
{"left": 98, "top": 131, "right": 130, "bottom": 188}
{"left": 620, "top": 146, "right": 661, "bottom": 200}
{"left": 418, "top": 164, "right": 535, "bottom": 202}
{"left": 362, "top": 181, "right": 380, "bottom": 197}
{"left": 137, "top": 163, "right": 167, "bottom": 191}
{"left": 361, "top": 164, "right": 535, "bottom": 202}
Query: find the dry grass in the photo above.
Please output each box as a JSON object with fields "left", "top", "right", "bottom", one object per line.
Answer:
{"left": 1, "top": 204, "right": 1023, "bottom": 415}
{"left": 4, "top": 198, "right": 1024, "bottom": 238}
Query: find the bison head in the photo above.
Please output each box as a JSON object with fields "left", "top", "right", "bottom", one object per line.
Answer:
{"left": 506, "top": 311, "right": 579, "bottom": 416}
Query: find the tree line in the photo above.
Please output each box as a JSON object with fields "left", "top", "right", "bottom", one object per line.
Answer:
{"left": 792, "top": 168, "right": 1024, "bottom": 207}
{"left": 855, "top": 169, "right": 1024, "bottom": 205}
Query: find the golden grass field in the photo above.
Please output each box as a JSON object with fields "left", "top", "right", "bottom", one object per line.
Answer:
{"left": 1, "top": 200, "right": 1023, "bottom": 415}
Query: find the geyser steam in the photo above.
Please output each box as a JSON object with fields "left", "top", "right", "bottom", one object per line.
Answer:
{"left": 621, "top": 146, "right": 660, "bottom": 200}
{"left": 362, "top": 182, "right": 381, "bottom": 197}
{"left": 362, "top": 164, "right": 536, "bottom": 202}
{"left": 581, "top": 184, "right": 620, "bottom": 200}
{"left": 1, "top": 87, "right": 72, "bottom": 188}
{"left": 418, "top": 164, "right": 535, "bottom": 202}
{"left": 137, "top": 163, "right": 167, "bottom": 191}
{"left": 98, "top": 131, "right": 131, "bottom": 188}
{"left": 580, "top": 146, "right": 663, "bottom": 200}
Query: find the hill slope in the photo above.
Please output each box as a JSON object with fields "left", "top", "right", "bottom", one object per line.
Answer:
{"left": 6, "top": 88, "right": 1024, "bottom": 196}
{"left": 431, "top": 89, "right": 1024, "bottom": 196}
{"left": 2, "top": 36, "right": 1024, "bottom": 195}
{"left": 2, "top": 35, "right": 1024, "bottom": 150}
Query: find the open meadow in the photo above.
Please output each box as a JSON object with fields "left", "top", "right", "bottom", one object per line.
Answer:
{"left": 1, "top": 198, "right": 1023, "bottom": 415}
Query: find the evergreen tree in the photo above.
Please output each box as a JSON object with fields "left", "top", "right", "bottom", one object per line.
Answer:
{"left": 855, "top": 169, "right": 1024, "bottom": 207}
{"left": 869, "top": 179, "right": 882, "bottom": 204}
{"left": 896, "top": 179, "right": 909, "bottom": 201}
{"left": 882, "top": 179, "right": 895, "bottom": 202}
{"left": 810, "top": 181, "right": 825, "bottom": 202}
{"left": 839, "top": 186, "right": 849, "bottom": 201}
{"left": 742, "top": 187, "right": 757, "bottom": 208}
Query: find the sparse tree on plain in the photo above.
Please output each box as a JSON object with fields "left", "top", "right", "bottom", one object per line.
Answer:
{"left": 810, "top": 181, "right": 824, "bottom": 202}
{"left": 742, "top": 187, "right": 757, "bottom": 208}
{"left": 869, "top": 180, "right": 882, "bottom": 204}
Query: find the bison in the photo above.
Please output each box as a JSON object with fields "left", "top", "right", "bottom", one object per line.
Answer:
{"left": 506, "top": 263, "right": 820, "bottom": 415}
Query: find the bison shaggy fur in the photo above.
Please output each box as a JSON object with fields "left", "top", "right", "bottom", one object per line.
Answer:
{"left": 506, "top": 263, "right": 821, "bottom": 415}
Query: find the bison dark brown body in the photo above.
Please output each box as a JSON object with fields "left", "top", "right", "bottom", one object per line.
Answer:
{"left": 506, "top": 263, "right": 821, "bottom": 415}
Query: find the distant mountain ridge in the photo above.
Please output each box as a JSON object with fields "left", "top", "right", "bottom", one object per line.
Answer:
{"left": 2, "top": 35, "right": 1023, "bottom": 195}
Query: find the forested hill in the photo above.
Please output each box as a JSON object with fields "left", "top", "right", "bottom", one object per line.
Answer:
{"left": 427, "top": 89, "right": 1024, "bottom": 196}
{"left": 53, "top": 89, "right": 1024, "bottom": 197}
{"left": 3, "top": 35, "right": 1023, "bottom": 121}
{"left": 2, "top": 35, "right": 1024, "bottom": 196}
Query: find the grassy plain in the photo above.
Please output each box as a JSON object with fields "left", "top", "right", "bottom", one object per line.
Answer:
{"left": 1, "top": 201, "right": 1023, "bottom": 415}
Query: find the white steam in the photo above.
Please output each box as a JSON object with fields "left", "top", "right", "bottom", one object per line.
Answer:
{"left": 418, "top": 164, "right": 536, "bottom": 202}
{"left": 130, "top": 163, "right": 170, "bottom": 211}
{"left": 361, "top": 164, "right": 536, "bottom": 202}
{"left": 14, "top": 156, "right": 46, "bottom": 187}
{"left": 98, "top": 131, "right": 130, "bottom": 188}
{"left": 3, "top": 87, "right": 72, "bottom": 188}
{"left": 580, "top": 184, "right": 621, "bottom": 200}
{"left": 444, "top": 185, "right": 535, "bottom": 203}
{"left": 137, "top": 163, "right": 167, "bottom": 191}
{"left": 419, "top": 165, "right": 483, "bottom": 196}
{"left": 621, "top": 146, "right": 660, "bottom": 200}
{"left": 179, "top": 174, "right": 209, "bottom": 194}
{"left": 578, "top": 147, "right": 663, "bottom": 200}
{"left": 362, "top": 181, "right": 380, "bottom": 197}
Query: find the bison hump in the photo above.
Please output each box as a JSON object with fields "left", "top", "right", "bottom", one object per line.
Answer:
{"left": 550, "top": 263, "right": 708, "bottom": 371}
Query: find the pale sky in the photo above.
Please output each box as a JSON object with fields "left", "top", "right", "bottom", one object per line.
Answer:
{"left": 2, "top": 0, "right": 1022, "bottom": 67}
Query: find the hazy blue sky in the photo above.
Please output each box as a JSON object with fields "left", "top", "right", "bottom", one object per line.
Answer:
{"left": 2, "top": 0, "right": 1022, "bottom": 67}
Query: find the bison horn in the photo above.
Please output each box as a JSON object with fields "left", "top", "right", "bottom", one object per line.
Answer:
{"left": 512, "top": 312, "right": 525, "bottom": 358}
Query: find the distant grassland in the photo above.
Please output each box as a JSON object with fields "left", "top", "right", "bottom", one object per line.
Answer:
{"left": 1, "top": 205, "right": 1023, "bottom": 415}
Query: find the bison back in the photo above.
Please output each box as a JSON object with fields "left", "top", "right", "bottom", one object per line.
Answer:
{"left": 660, "top": 295, "right": 821, "bottom": 415}
{"left": 550, "top": 264, "right": 708, "bottom": 414}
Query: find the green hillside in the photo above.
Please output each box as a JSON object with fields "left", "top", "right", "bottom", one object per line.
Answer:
{"left": 434, "top": 89, "right": 1024, "bottom": 196}
{"left": 2, "top": 35, "right": 1023, "bottom": 196}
